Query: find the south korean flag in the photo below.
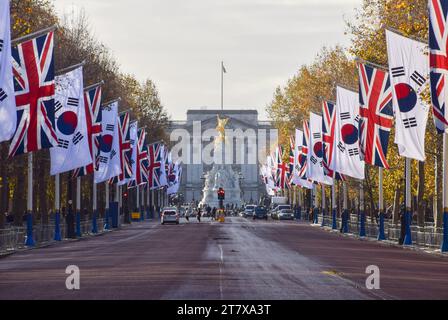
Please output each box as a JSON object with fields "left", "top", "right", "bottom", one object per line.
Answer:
{"left": 386, "top": 30, "right": 429, "bottom": 161}
{"left": 307, "top": 113, "right": 333, "bottom": 185}
{"left": 50, "top": 67, "right": 91, "bottom": 175}
{"left": 95, "top": 101, "right": 122, "bottom": 184}
{"left": 330, "top": 86, "right": 365, "bottom": 180}
{"left": 0, "top": 0, "right": 16, "bottom": 143}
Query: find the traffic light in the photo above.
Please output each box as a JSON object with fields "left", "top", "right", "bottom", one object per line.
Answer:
{"left": 217, "top": 188, "right": 225, "bottom": 200}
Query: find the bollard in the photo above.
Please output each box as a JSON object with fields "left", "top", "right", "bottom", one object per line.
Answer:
{"left": 342, "top": 209, "right": 349, "bottom": 233}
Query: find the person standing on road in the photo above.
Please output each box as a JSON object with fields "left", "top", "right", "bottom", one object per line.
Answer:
{"left": 197, "top": 208, "right": 202, "bottom": 223}
{"left": 185, "top": 207, "right": 190, "bottom": 222}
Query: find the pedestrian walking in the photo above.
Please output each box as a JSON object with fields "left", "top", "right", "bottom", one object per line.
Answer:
{"left": 197, "top": 208, "right": 202, "bottom": 223}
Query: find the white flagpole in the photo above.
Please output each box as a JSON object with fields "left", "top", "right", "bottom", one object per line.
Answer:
{"left": 136, "top": 185, "right": 140, "bottom": 220}
{"left": 403, "top": 158, "right": 412, "bottom": 245}
{"left": 115, "top": 183, "right": 119, "bottom": 227}
{"left": 442, "top": 134, "right": 448, "bottom": 252}
{"left": 54, "top": 173, "right": 61, "bottom": 240}
{"left": 105, "top": 183, "right": 110, "bottom": 230}
{"left": 321, "top": 185, "right": 326, "bottom": 227}
{"left": 76, "top": 177, "right": 81, "bottom": 237}
{"left": 342, "top": 182, "right": 348, "bottom": 233}
{"left": 25, "top": 153, "right": 34, "bottom": 246}
{"left": 359, "top": 180, "right": 365, "bottom": 237}
{"left": 141, "top": 186, "right": 145, "bottom": 219}
{"left": 146, "top": 184, "right": 150, "bottom": 219}
{"left": 221, "top": 61, "right": 224, "bottom": 111}
{"left": 331, "top": 183, "right": 337, "bottom": 230}
{"left": 92, "top": 177, "right": 98, "bottom": 233}
{"left": 378, "top": 167, "right": 386, "bottom": 240}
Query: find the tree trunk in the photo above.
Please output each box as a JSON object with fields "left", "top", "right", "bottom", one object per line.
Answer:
{"left": 417, "top": 161, "right": 425, "bottom": 227}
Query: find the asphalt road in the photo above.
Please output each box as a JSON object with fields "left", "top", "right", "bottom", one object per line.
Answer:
{"left": 1, "top": 216, "right": 448, "bottom": 300}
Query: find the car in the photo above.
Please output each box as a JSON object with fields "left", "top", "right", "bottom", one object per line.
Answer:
{"left": 243, "top": 205, "right": 256, "bottom": 218}
{"left": 253, "top": 206, "right": 268, "bottom": 220}
{"left": 277, "top": 209, "right": 294, "bottom": 220}
{"left": 161, "top": 207, "right": 180, "bottom": 225}
{"left": 270, "top": 204, "right": 291, "bottom": 218}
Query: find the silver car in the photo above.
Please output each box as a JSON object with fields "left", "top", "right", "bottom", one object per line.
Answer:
{"left": 161, "top": 207, "right": 180, "bottom": 225}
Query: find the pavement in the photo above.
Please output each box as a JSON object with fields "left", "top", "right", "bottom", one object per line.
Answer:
{"left": 1, "top": 216, "right": 448, "bottom": 300}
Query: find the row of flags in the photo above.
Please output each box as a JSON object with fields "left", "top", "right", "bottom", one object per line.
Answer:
{"left": 261, "top": 0, "right": 448, "bottom": 192}
{"left": 0, "top": 0, "right": 182, "bottom": 193}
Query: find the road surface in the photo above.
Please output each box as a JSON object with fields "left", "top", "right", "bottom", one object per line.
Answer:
{"left": 1, "top": 217, "right": 448, "bottom": 300}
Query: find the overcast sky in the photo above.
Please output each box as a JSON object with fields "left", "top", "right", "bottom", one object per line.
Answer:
{"left": 53, "top": 0, "right": 362, "bottom": 120}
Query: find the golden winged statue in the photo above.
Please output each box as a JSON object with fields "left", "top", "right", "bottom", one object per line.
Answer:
{"left": 216, "top": 115, "right": 229, "bottom": 143}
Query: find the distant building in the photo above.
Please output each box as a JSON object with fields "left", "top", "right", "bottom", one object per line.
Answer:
{"left": 168, "top": 109, "right": 276, "bottom": 204}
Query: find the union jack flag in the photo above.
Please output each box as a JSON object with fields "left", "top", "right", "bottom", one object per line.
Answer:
{"left": 358, "top": 62, "right": 393, "bottom": 168}
{"left": 147, "top": 142, "right": 164, "bottom": 189}
{"left": 322, "top": 101, "right": 345, "bottom": 180}
{"left": 72, "top": 85, "right": 102, "bottom": 177}
{"left": 129, "top": 128, "right": 148, "bottom": 187}
{"left": 9, "top": 31, "right": 57, "bottom": 157}
{"left": 430, "top": 0, "right": 448, "bottom": 133}
{"left": 275, "top": 146, "right": 289, "bottom": 189}
{"left": 110, "top": 112, "right": 132, "bottom": 184}
{"left": 298, "top": 120, "right": 310, "bottom": 179}
{"left": 287, "top": 136, "right": 295, "bottom": 186}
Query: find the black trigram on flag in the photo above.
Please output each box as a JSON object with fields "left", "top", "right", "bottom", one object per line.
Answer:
{"left": 313, "top": 133, "right": 321, "bottom": 139}
{"left": 99, "top": 156, "right": 108, "bottom": 164}
{"left": 340, "top": 112, "right": 351, "bottom": 120}
{"left": 58, "top": 139, "right": 69, "bottom": 149}
{"left": 348, "top": 148, "right": 359, "bottom": 156}
{"left": 67, "top": 97, "right": 79, "bottom": 107}
{"left": 0, "top": 39, "right": 3, "bottom": 52}
{"left": 391, "top": 66, "right": 405, "bottom": 78}
{"left": 0, "top": 88, "right": 7, "bottom": 102}
{"left": 403, "top": 117, "right": 417, "bottom": 128}
{"left": 110, "top": 149, "right": 117, "bottom": 159}
{"left": 411, "top": 71, "right": 426, "bottom": 86}
{"left": 55, "top": 101, "right": 63, "bottom": 113}
{"left": 72, "top": 132, "right": 84, "bottom": 145}
{"left": 310, "top": 156, "right": 318, "bottom": 164}
{"left": 338, "top": 142, "right": 346, "bottom": 152}
{"left": 354, "top": 115, "right": 360, "bottom": 123}
{"left": 106, "top": 124, "right": 114, "bottom": 132}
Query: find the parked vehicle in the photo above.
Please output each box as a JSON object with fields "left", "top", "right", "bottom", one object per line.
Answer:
{"left": 161, "top": 207, "right": 180, "bottom": 225}
{"left": 244, "top": 205, "right": 256, "bottom": 218}
{"left": 253, "top": 206, "right": 268, "bottom": 220}
{"left": 270, "top": 204, "right": 291, "bottom": 219}
{"left": 277, "top": 209, "right": 294, "bottom": 220}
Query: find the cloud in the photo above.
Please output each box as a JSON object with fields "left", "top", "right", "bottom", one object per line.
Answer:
{"left": 53, "top": 0, "right": 362, "bottom": 120}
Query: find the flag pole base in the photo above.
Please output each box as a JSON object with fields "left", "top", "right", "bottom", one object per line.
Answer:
{"left": 54, "top": 211, "right": 62, "bottom": 241}
{"left": 313, "top": 207, "right": 319, "bottom": 224}
{"left": 377, "top": 211, "right": 386, "bottom": 241}
{"left": 359, "top": 210, "right": 366, "bottom": 237}
{"left": 75, "top": 211, "right": 81, "bottom": 237}
{"left": 92, "top": 210, "right": 98, "bottom": 234}
{"left": 25, "top": 212, "right": 35, "bottom": 247}
{"left": 441, "top": 212, "right": 448, "bottom": 252}
{"left": 104, "top": 208, "right": 110, "bottom": 230}
{"left": 332, "top": 209, "right": 337, "bottom": 230}
{"left": 403, "top": 209, "right": 413, "bottom": 245}
{"left": 342, "top": 209, "right": 349, "bottom": 233}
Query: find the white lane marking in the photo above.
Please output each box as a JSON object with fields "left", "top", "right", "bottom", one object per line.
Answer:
{"left": 219, "top": 244, "right": 224, "bottom": 300}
